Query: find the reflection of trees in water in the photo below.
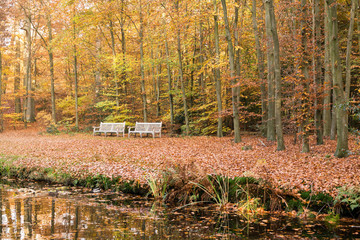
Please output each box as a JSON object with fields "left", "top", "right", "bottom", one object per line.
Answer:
{"left": 0, "top": 186, "right": 357, "bottom": 239}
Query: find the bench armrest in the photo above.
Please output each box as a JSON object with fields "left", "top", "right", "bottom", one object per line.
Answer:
{"left": 93, "top": 126, "right": 100, "bottom": 130}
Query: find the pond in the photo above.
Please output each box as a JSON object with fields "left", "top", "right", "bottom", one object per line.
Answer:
{"left": 0, "top": 179, "right": 359, "bottom": 239}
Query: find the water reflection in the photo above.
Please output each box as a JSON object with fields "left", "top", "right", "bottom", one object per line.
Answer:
{"left": 0, "top": 182, "right": 358, "bottom": 239}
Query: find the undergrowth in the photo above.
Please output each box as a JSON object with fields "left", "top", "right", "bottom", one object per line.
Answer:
{"left": 0, "top": 156, "right": 359, "bottom": 219}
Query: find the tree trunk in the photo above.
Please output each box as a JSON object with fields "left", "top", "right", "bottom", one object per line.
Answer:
{"left": 198, "top": 16, "right": 205, "bottom": 93}
{"left": 73, "top": 13, "right": 79, "bottom": 129}
{"left": 326, "top": 0, "right": 348, "bottom": 157}
{"left": 155, "top": 50, "right": 161, "bottom": 117}
{"left": 313, "top": 0, "right": 323, "bottom": 144}
{"left": 120, "top": 0, "right": 127, "bottom": 95}
{"left": 265, "top": 1, "right": 276, "bottom": 142}
{"left": 165, "top": 35, "right": 174, "bottom": 125}
{"left": 24, "top": 16, "right": 35, "bottom": 123}
{"left": 213, "top": 0, "right": 223, "bottom": 137}
{"left": 345, "top": 0, "right": 357, "bottom": 102}
{"left": 300, "top": 0, "right": 310, "bottom": 153}
{"left": 0, "top": 50, "right": 3, "bottom": 132}
{"left": 47, "top": 14, "right": 56, "bottom": 124}
{"left": 323, "top": 7, "right": 332, "bottom": 137}
{"left": 139, "top": 0, "right": 147, "bottom": 122}
{"left": 110, "top": 20, "right": 119, "bottom": 108}
{"left": 95, "top": 37, "right": 101, "bottom": 99}
{"left": 175, "top": 1, "right": 190, "bottom": 135}
{"left": 252, "top": 0, "right": 267, "bottom": 137}
{"left": 151, "top": 48, "right": 156, "bottom": 104}
{"left": 221, "top": 0, "right": 241, "bottom": 143}
{"left": 14, "top": 38, "right": 21, "bottom": 114}
{"left": 330, "top": 92, "right": 337, "bottom": 139}
{"left": 265, "top": 0, "right": 284, "bottom": 150}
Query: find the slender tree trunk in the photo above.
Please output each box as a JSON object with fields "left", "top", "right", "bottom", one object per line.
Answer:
{"left": 95, "top": 37, "right": 101, "bottom": 99}
{"left": 323, "top": 7, "right": 332, "bottom": 137}
{"left": 252, "top": 0, "right": 267, "bottom": 137}
{"left": 326, "top": 0, "right": 348, "bottom": 157}
{"left": 358, "top": 0, "right": 360, "bottom": 54}
{"left": 221, "top": 0, "right": 241, "bottom": 143}
{"left": 139, "top": 0, "right": 147, "bottom": 122}
{"left": 73, "top": 13, "right": 79, "bottom": 129}
{"left": 199, "top": 16, "right": 205, "bottom": 93}
{"left": 47, "top": 14, "right": 56, "bottom": 124}
{"left": 14, "top": 38, "right": 21, "bottom": 114}
{"left": 165, "top": 34, "right": 174, "bottom": 125}
{"left": 155, "top": 50, "right": 161, "bottom": 117}
{"left": 300, "top": 0, "right": 310, "bottom": 153}
{"left": 330, "top": 91, "right": 337, "bottom": 139}
{"left": 24, "top": 16, "right": 35, "bottom": 123}
{"left": 213, "top": 0, "right": 223, "bottom": 137}
{"left": 313, "top": 0, "right": 323, "bottom": 144}
{"left": 119, "top": 0, "right": 127, "bottom": 95}
{"left": 175, "top": 1, "right": 190, "bottom": 135}
{"left": 0, "top": 51, "right": 3, "bottom": 132}
{"left": 110, "top": 20, "right": 119, "bottom": 108}
{"left": 265, "top": 4, "right": 276, "bottom": 142}
{"left": 151, "top": 48, "right": 156, "bottom": 103}
{"left": 265, "top": 0, "right": 284, "bottom": 150}
{"left": 345, "top": 0, "right": 357, "bottom": 102}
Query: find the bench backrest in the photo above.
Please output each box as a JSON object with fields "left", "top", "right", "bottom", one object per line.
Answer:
{"left": 135, "top": 122, "right": 162, "bottom": 132}
{"left": 99, "top": 122, "right": 125, "bottom": 132}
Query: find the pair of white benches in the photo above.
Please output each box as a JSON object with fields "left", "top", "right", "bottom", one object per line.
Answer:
{"left": 93, "top": 122, "right": 162, "bottom": 138}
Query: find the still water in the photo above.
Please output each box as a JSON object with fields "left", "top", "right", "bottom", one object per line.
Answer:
{"left": 0, "top": 179, "right": 359, "bottom": 239}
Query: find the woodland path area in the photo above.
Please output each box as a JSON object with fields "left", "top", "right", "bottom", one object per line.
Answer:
{"left": 0, "top": 129, "right": 359, "bottom": 197}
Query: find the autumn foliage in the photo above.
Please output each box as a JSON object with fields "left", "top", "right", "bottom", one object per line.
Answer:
{"left": 0, "top": 130, "right": 359, "bottom": 198}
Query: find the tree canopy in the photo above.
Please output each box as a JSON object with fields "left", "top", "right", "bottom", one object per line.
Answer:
{"left": 0, "top": 0, "right": 359, "bottom": 157}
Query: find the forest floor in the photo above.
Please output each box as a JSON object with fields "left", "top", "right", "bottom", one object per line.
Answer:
{"left": 0, "top": 129, "right": 359, "bottom": 197}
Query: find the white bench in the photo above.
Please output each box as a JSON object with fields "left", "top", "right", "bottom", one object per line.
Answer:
{"left": 93, "top": 122, "right": 126, "bottom": 137}
{"left": 128, "top": 122, "right": 162, "bottom": 138}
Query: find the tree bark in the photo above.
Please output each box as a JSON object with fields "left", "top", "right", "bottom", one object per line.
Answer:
{"left": 326, "top": 0, "right": 348, "bottom": 157}
{"left": 345, "top": 0, "right": 357, "bottom": 102}
{"left": 120, "top": 0, "right": 127, "bottom": 95}
{"left": 110, "top": 20, "right": 120, "bottom": 108}
{"left": 14, "top": 38, "right": 21, "bottom": 114}
{"left": 221, "top": 0, "right": 241, "bottom": 143}
{"left": 47, "top": 14, "right": 56, "bottom": 124}
{"left": 164, "top": 35, "right": 174, "bottom": 125}
{"left": 95, "top": 36, "right": 101, "bottom": 99}
{"left": 265, "top": 1, "right": 276, "bottom": 142}
{"left": 252, "top": 0, "right": 267, "bottom": 137}
{"left": 155, "top": 49, "right": 161, "bottom": 117}
{"left": 0, "top": 50, "right": 3, "bottom": 132}
{"left": 313, "top": 0, "right": 323, "bottom": 144}
{"left": 265, "top": 0, "right": 284, "bottom": 150}
{"left": 300, "top": 0, "right": 310, "bottom": 153}
{"left": 139, "top": 0, "right": 147, "bottom": 122}
{"left": 73, "top": 12, "right": 79, "bottom": 129}
{"left": 23, "top": 16, "right": 35, "bottom": 123}
{"left": 323, "top": 6, "right": 332, "bottom": 137}
{"left": 213, "top": 0, "right": 223, "bottom": 137}
{"left": 175, "top": 0, "right": 190, "bottom": 135}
